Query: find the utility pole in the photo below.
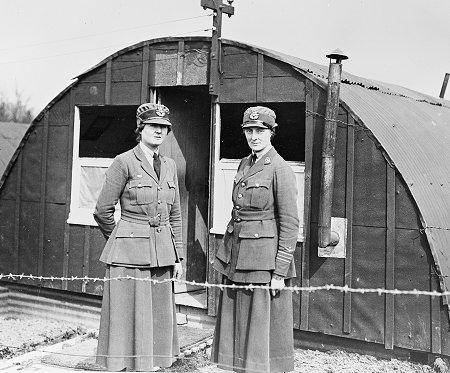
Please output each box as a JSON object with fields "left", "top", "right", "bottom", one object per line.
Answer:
{"left": 201, "top": 1, "right": 234, "bottom": 316}
{"left": 439, "top": 73, "right": 449, "bottom": 99}
{"left": 201, "top": 0, "right": 235, "bottom": 97}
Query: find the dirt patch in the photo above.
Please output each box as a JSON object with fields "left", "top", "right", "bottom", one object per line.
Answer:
{"left": 1, "top": 316, "right": 446, "bottom": 372}
{"left": 292, "top": 349, "right": 439, "bottom": 373}
{"left": 0, "top": 316, "right": 87, "bottom": 359}
{"left": 193, "top": 348, "right": 443, "bottom": 373}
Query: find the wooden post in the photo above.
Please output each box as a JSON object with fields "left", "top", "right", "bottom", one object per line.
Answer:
{"left": 439, "top": 73, "right": 450, "bottom": 99}
{"left": 201, "top": 0, "right": 234, "bottom": 314}
{"left": 318, "top": 49, "right": 348, "bottom": 248}
{"left": 201, "top": 0, "right": 234, "bottom": 97}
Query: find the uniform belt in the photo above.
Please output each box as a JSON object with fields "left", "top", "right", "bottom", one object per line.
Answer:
{"left": 231, "top": 208, "right": 275, "bottom": 222}
{"left": 121, "top": 211, "right": 169, "bottom": 227}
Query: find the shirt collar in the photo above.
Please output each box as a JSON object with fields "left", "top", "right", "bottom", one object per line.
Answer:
{"left": 253, "top": 145, "right": 272, "bottom": 160}
{"left": 139, "top": 142, "right": 159, "bottom": 158}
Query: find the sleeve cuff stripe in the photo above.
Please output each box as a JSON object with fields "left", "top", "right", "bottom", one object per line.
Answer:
{"left": 277, "top": 253, "right": 293, "bottom": 260}
{"left": 276, "top": 257, "right": 292, "bottom": 263}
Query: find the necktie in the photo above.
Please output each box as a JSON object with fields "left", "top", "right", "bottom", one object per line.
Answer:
{"left": 249, "top": 153, "right": 257, "bottom": 167}
{"left": 153, "top": 153, "right": 161, "bottom": 180}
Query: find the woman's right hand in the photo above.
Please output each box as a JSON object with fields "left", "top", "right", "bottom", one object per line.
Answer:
{"left": 270, "top": 274, "right": 285, "bottom": 296}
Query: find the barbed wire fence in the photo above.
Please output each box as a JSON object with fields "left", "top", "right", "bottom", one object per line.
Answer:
{"left": 0, "top": 272, "right": 448, "bottom": 372}
{"left": 0, "top": 273, "right": 447, "bottom": 297}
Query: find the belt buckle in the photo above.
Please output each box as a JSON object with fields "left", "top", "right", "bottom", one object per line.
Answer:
{"left": 148, "top": 215, "right": 161, "bottom": 227}
{"left": 232, "top": 208, "right": 241, "bottom": 222}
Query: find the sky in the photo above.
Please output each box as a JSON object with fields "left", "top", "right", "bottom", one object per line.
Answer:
{"left": 1, "top": 0, "right": 449, "bottom": 114}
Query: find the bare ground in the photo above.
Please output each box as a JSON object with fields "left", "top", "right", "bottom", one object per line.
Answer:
{"left": 0, "top": 316, "right": 448, "bottom": 372}
{"left": 0, "top": 316, "right": 86, "bottom": 359}
{"left": 184, "top": 348, "right": 445, "bottom": 373}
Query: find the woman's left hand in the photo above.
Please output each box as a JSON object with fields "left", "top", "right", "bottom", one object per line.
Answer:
{"left": 174, "top": 262, "right": 183, "bottom": 280}
{"left": 270, "top": 274, "right": 285, "bottom": 296}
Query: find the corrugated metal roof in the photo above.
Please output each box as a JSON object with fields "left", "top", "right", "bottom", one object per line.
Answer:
{"left": 26, "top": 36, "right": 450, "bottom": 298}
{"left": 0, "top": 121, "right": 31, "bottom": 189}
{"left": 251, "top": 41, "right": 450, "bottom": 298}
{"left": 339, "top": 86, "right": 450, "bottom": 295}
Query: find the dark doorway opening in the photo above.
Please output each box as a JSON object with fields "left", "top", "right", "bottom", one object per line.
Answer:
{"left": 219, "top": 102, "right": 306, "bottom": 161}
{"left": 159, "top": 86, "right": 211, "bottom": 286}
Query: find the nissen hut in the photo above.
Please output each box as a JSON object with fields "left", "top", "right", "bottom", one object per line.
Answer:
{"left": 1, "top": 36, "right": 450, "bottom": 359}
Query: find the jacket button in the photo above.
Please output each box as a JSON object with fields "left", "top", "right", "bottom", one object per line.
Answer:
{"left": 238, "top": 193, "right": 243, "bottom": 198}
{"left": 241, "top": 182, "right": 246, "bottom": 187}
{"left": 157, "top": 200, "right": 161, "bottom": 204}
{"left": 138, "top": 183, "right": 142, "bottom": 187}
{"left": 235, "top": 205, "right": 240, "bottom": 210}
{"left": 255, "top": 183, "right": 260, "bottom": 187}
{"left": 254, "top": 233, "right": 259, "bottom": 238}
{"left": 158, "top": 187, "right": 162, "bottom": 191}
{"left": 235, "top": 218, "right": 241, "bottom": 222}
{"left": 130, "top": 233, "right": 134, "bottom": 237}
{"left": 156, "top": 228, "right": 161, "bottom": 233}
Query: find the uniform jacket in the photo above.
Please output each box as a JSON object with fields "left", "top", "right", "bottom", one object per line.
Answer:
{"left": 94, "top": 144, "right": 184, "bottom": 267}
{"left": 215, "top": 147, "right": 299, "bottom": 279}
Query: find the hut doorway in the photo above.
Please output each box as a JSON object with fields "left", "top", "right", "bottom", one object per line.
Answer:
{"left": 158, "top": 86, "right": 211, "bottom": 288}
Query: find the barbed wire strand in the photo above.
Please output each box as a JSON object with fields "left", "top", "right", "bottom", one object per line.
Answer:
{"left": 0, "top": 336, "right": 268, "bottom": 372}
{"left": 0, "top": 344, "right": 269, "bottom": 373}
{"left": 0, "top": 273, "right": 447, "bottom": 297}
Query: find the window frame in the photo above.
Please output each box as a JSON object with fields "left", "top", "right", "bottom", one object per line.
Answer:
{"left": 209, "top": 103, "right": 305, "bottom": 242}
{"left": 67, "top": 106, "right": 119, "bottom": 226}
{"left": 68, "top": 90, "right": 159, "bottom": 226}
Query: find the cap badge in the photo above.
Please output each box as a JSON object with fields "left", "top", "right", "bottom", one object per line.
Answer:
{"left": 155, "top": 109, "right": 166, "bottom": 117}
{"left": 249, "top": 111, "right": 259, "bottom": 120}
{"left": 264, "top": 157, "right": 271, "bottom": 165}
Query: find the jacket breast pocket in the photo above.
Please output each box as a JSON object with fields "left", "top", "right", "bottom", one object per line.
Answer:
{"left": 246, "top": 179, "right": 271, "bottom": 209}
{"left": 236, "top": 220, "right": 277, "bottom": 270}
{"left": 128, "top": 179, "right": 155, "bottom": 205}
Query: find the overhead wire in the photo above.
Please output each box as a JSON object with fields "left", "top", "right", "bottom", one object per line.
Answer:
{"left": 0, "top": 28, "right": 212, "bottom": 66}
{"left": 0, "top": 16, "right": 213, "bottom": 65}
{"left": 0, "top": 13, "right": 213, "bottom": 52}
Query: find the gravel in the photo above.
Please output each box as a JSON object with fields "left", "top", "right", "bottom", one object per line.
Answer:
{"left": 0, "top": 316, "right": 446, "bottom": 372}
{"left": 0, "top": 316, "right": 86, "bottom": 359}
{"left": 195, "top": 349, "right": 441, "bottom": 373}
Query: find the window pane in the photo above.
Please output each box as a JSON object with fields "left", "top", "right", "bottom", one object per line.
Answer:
{"left": 79, "top": 166, "right": 108, "bottom": 209}
{"left": 79, "top": 105, "right": 137, "bottom": 158}
{"left": 220, "top": 102, "right": 306, "bottom": 162}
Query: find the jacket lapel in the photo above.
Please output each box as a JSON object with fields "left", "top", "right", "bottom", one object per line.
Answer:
{"left": 234, "top": 156, "right": 251, "bottom": 185}
{"left": 159, "top": 156, "right": 169, "bottom": 182}
{"left": 241, "top": 147, "right": 277, "bottom": 182}
{"left": 133, "top": 145, "right": 159, "bottom": 182}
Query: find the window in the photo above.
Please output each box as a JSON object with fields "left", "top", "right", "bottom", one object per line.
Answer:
{"left": 67, "top": 105, "right": 138, "bottom": 225}
{"left": 211, "top": 102, "right": 306, "bottom": 241}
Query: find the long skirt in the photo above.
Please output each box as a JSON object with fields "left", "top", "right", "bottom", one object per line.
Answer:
{"left": 212, "top": 279, "right": 294, "bottom": 373}
{"left": 96, "top": 265, "right": 179, "bottom": 372}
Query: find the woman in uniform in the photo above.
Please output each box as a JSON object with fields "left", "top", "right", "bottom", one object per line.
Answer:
{"left": 94, "top": 103, "right": 183, "bottom": 372}
{"left": 212, "top": 106, "right": 299, "bottom": 373}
